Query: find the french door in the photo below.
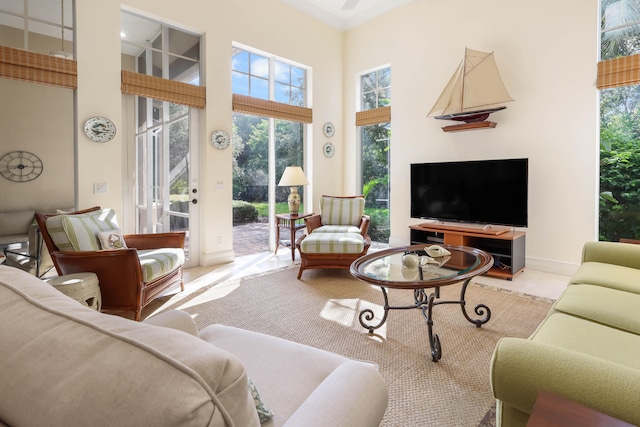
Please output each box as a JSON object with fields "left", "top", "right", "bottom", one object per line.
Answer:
{"left": 135, "top": 97, "right": 199, "bottom": 266}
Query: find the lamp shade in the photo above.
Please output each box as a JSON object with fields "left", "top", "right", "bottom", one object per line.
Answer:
{"left": 278, "top": 166, "right": 309, "bottom": 186}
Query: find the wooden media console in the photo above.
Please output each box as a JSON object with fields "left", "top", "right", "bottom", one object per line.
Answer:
{"left": 409, "top": 222, "right": 526, "bottom": 280}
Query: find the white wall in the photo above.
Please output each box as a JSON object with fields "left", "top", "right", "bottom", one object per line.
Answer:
{"left": 343, "top": 0, "right": 599, "bottom": 274}
{"left": 0, "top": 79, "right": 74, "bottom": 212}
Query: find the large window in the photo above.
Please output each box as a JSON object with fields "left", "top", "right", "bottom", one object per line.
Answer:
{"left": 358, "top": 67, "right": 391, "bottom": 244}
{"left": 231, "top": 46, "right": 309, "bottom": 254}
{"left": 599, "top": 0, "right": 640, "bottom": 241}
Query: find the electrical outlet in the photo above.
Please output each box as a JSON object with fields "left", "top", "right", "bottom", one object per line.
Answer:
{"left": 216, "top": 181, "right": 224, "bottom": 191}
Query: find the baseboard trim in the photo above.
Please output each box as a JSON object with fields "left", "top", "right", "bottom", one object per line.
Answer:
{"left": 200, "top": 249, "right": 234, "bottom": 267}
{"left": 524, "top": 257, "right": 579, "bottom": 276}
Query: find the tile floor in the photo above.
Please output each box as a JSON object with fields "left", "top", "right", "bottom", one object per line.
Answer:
{"left": 183, "top": 246, "right": 571, "bottom": 301}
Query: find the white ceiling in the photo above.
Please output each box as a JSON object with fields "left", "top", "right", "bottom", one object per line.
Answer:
{"left": 278, "top": 0, "right": 416, "bottom": 31}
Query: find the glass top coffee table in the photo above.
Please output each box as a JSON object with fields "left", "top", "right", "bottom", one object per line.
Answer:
{"left": 350, "top": 244, "right": 493, "bottom": 362}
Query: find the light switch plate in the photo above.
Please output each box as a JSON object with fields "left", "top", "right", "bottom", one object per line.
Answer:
{"left": 94, "top": 183, "right": 108, "bottom": 194}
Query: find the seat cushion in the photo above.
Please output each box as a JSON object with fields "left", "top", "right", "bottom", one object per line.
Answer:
{"left": 138, "top": 248, "right": 185, "bottom": 283}
{"left": 299, "top": 232, "right": 365, "bottom": 254}
{"left": 570, "top": 262, "right": 640, "bottom": 295}
{"left": 200, "top": 324, "right": 388, "bottom": 427}
{"left": 47, "top": 209, "right": 118, "bottom": 251}
{"left": 553, "top": 284, "right": 640, "bottom": 335}
{"left": 320, "top": 196, "right": 364, "bottom": 227}
{"left": 313, "top": 225, "right": 361, "bottom": 234}
{"left": 530, "top": 312, "right": 640, "bottom": 370}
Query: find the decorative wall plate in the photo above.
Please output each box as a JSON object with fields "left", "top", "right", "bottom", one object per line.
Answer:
{"left": 323, "top": 122, "right": 335, "bottom": 138}
{"left": 83, "top": 116, "right": 116, "bottom": 143}
{"left": 0, "top": 151, "right": 43, "bottom": 182}
{"left": 210, "top": 130, "right": 231, "bottom": 150}
{"left": 323, "top": 142, "right": 335, "bottom": 158}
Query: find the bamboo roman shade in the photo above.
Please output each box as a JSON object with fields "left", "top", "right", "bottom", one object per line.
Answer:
{"left": 597, "top": 54, "right": 640, "bottom": 89}
{"left": 232, "top": 94, "right": 312, "bottom": 123}
{"left": 355, "top": 106, "right": 391, "bottom": 126}
{"left": 0, "top": 46, "right": 77, "bottom": 89}
{"left": 121, "top": 70, "right": 206, "bottom": 108}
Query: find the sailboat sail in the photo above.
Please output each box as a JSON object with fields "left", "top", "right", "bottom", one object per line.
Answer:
{"left": 428, "top": 48, "right": 512, "bottom": 119}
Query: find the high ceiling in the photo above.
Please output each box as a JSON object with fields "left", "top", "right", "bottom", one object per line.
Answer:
{"left": 278, "top": 0, "right": 416, "bottom": 31}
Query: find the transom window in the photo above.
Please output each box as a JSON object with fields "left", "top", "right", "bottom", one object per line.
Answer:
{"left": 232, "top": 47, "right": 307, "bottom": 106}
{"left": 0, "top": 0, "right": 74, "bottom": 57}
{"left": 601, "top": 0, "right": 640, "bottom": 60}
{"left": 121, "top": 11, "right": 200, "bottom": 85}
{"left": 361, "top": 67, "right": 391, "bottom": 110}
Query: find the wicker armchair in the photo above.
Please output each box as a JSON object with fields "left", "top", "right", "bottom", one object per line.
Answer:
{"left": 296, "top": 195, "right": 371, "bottom": 279}
{"left": 35, "top": 207, "right": 185, "bottom": 321}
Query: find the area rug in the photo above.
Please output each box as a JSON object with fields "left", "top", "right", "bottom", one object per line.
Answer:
{"left": 136, "top": 267, "right": 552, "bottom": 427}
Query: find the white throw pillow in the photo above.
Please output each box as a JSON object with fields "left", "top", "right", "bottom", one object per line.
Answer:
{"left": 98, "top": 229, "right": 128, "bottom": 250}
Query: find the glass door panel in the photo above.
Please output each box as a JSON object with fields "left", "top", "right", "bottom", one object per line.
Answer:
{"left": 135, "top": 98, "right": 197, "bottom": 263}
{"left": 168, "top": 114, "right": 190, "bottom": 242}
{"left": 275, "top": 119, "right": 304, "bottom": 214}
{"left": 232, "top": 113, "right": 270, "bottom": 255}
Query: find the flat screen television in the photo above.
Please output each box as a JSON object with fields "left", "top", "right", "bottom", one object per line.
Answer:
{"left": 410, "top": 158, "right": 528, "bottom": 227}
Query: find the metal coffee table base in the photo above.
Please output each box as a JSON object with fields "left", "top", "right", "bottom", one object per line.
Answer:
{"left": 359, "top": 278, "right": 491, "bottom": 362}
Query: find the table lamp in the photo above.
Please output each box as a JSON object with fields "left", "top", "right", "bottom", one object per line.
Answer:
{"left": 278, "top": 166, "right": 309, "bottom": 215}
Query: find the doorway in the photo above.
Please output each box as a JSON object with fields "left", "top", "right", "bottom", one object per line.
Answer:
{"left": 134, "top": 97, "right": 199, "bottom": 266}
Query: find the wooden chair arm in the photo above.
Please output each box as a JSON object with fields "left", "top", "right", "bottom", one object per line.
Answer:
{"left": 304, "top": 215, "right": 322, "bottom": 234}
{"left": 360, "top": 215, "right": 371, "bottom": 237}
{"left": 123, "top": 231, "right": 186, "bottom": 250}
{"left": 51, "top": 249, "right": 144, "bottom": 308}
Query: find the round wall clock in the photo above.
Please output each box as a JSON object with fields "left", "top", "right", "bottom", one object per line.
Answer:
{"left": 323, "top": 142, "right": 335, "bottom": 158}
{"left": 210, "top": 130, "right": 231, "bottom": 150}
{"left": 323, "top": 122, "right": 335, "bottom": 138}
{"left": 84, "top": 116, "right": 116, "bottom": 143}
{"left": 0, "top": 151, "right": 43, "bottom": 182}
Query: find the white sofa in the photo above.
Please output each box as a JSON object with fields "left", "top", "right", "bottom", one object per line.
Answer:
{"left": 0, "top": 266, "right": 388, "bottom": 426}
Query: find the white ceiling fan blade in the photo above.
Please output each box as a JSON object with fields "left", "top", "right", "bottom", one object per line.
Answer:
{"left": 341, "top": 0, "right": 360, "bottom": 10}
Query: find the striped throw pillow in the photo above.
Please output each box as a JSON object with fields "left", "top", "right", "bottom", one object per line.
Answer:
{"left": 320, "top": 196, "right": 365, "bottom": 226}
{"left": 60, "top": 209, "right": 119, "bottom": 251}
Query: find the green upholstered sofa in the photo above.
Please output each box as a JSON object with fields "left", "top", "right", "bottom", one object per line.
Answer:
{"left": 490, "top": 241, "right": 640, "bottom": 427}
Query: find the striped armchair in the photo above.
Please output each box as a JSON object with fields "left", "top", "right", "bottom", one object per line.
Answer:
{"left": 296, "top": 195, "right": 371, "bottom": 279}
{"left": 35, "top": 207, "right": 185, "bottom": 321}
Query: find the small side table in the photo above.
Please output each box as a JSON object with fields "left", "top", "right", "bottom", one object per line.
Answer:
{"left": 276, "top": 213, "right": 313, "bottom": 261}
{"left": 526, "top": 390, "right": 635, "bottom": 427}
{"left": 47, "top": 272, "right": 102, "bottom": 312}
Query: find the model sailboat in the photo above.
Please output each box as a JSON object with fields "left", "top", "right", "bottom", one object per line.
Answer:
{"left": 428, "top": 48, "right": 513, "bottom": 132}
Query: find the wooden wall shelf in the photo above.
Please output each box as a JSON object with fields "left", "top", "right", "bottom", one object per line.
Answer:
{"left": 441, "top": 121, "right": 497, "bottom": 132}
{"left": 409, "top": 223, "right": 526, "bottom": 280}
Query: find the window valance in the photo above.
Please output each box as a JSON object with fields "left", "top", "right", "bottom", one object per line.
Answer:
{"left": 597, "top": 54, "right": 640, "bottom": 89}
{"left": 232, "top": 94, "right": 312, "bottom": 123}
{"left": 0, "top": 46, "right": 77, "bottom": 89}
{"left": 355, "top": 106, "right": 391, "bottom": 126}
{"left": 121, "top": 70, "right": 206, "bottom": 109}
